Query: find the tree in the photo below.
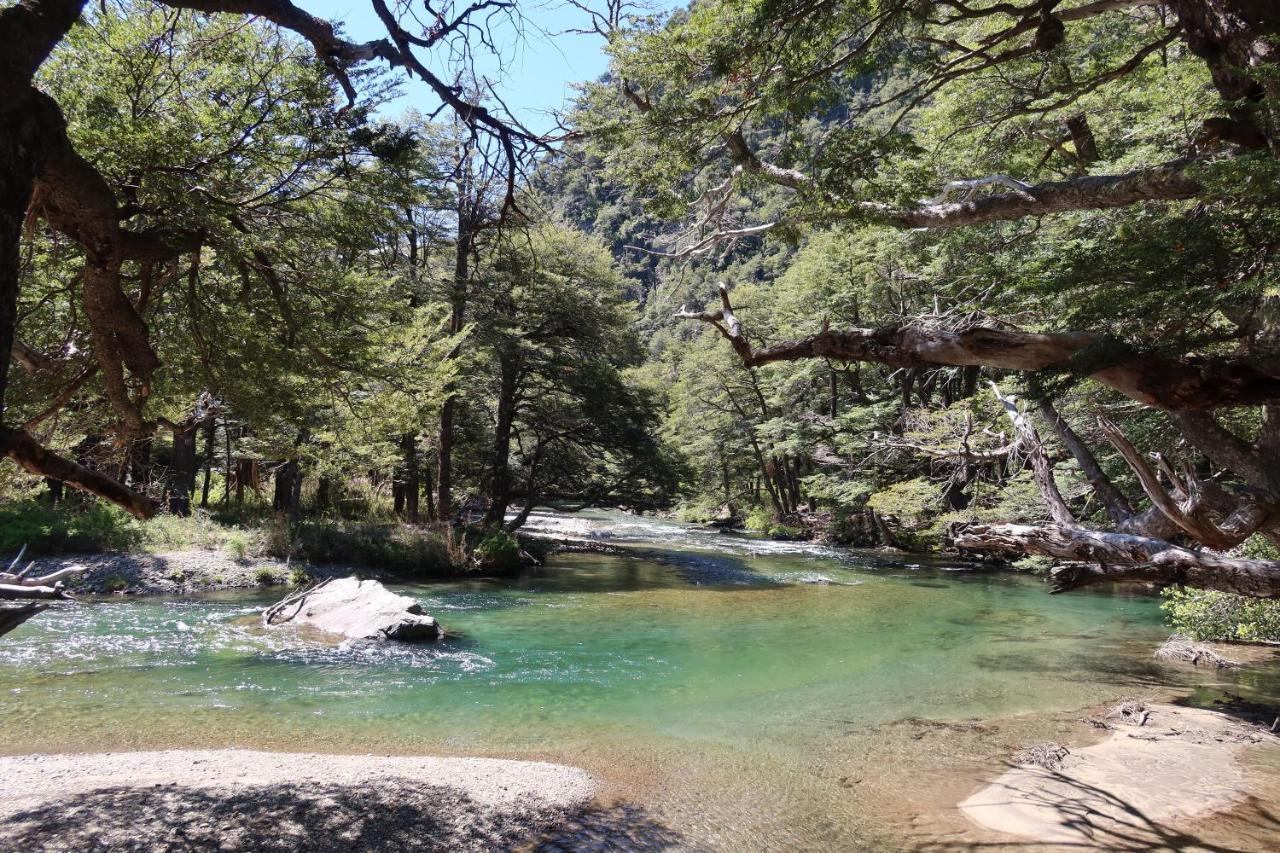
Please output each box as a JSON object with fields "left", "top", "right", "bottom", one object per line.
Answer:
{"left": 579, "top": 1, "right": 1280, "bottom": 596}
{"left": 0, "top": 0, "right": 540, "bottom": 517}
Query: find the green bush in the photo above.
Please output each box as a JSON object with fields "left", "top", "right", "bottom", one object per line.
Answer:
{"left": 472, "top": 531, "right": 522, "bottom": 573}
{"left": 767, "top": 523, "right": 807, "bottom": 541}
{"left": 288, "top": 566, "right": 311, "bottom": 586}
{"left": 1161, "top": 588, "right": 1280, "bottom": 643}
{"left": 254, "top": 567, "right": 279, "bottom": 585}
{"left": 287, "top": 519, "right": 454, "bottom": 576}
{"left": 224, "top": 532, "right": 251, "bottom": 561}
{"left": 0, "top": 501, "right": 142, "bottom": 555}
{"left": 1012, "top": 555, "right": 1055, "bottom": 574}
{"left": 744, "top": 505, "right": 773, "bottom": 532}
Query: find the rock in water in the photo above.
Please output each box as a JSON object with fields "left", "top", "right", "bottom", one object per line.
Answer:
{"left": 262, "top": 577, "right": 441, "bottom": 642}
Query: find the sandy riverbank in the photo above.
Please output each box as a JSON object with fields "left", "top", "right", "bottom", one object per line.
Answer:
{"left": 0, "top": 750, "right": 598, "bottom": 852}
{"left": 960, "top": 702, "right": 1280, "bottom": 849}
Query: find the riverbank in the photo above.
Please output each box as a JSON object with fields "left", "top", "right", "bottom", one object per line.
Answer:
{"left": 0, "top": 750, "right": 598, "bottom": 852}
{"left": 47, "top": 550, "right": 370, "bottom": 595}
{"left": 960, "top": 701, "right": 1280, "bottom": 848}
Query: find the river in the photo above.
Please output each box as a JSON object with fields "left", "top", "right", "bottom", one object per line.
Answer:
{"left": 3, "top": 509, "right": 1279, "bottom": 849}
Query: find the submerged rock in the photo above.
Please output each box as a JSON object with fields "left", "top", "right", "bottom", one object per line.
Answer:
{"left": 262, "top": 577, "right": 441, "bottom": 642}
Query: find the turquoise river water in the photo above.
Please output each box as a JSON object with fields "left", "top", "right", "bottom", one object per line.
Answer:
{"left": 3, "top": 510, "right": 1279, "bottom": 849}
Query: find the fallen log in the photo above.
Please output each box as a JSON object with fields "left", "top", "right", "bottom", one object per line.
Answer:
{"left": 952, "top": 522, "right": 1280, "bottom": 597}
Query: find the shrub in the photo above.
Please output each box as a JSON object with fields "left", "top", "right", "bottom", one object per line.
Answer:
{"left": 0, "top": 501, "right": 142, "bottom": 555}
{"left": 472, "top": 531, "right": 522, "bottom": 573}
{"left": 744, "top": 505, "right": 773, "bottom": 532}
{"left": 224, "top": 532, "right": 251, "bottom": 562}
{"left": 1161, "top": 588, "right": 1280, "bottom": 643}
{"left": 767, "top": 523, "right": 807, "bottom": 541}
{"left": 287, "top": 519, "right": 454, "bottom": 576}
{"left": 102, "top": 573, "right": 129, "bottom": 592}
{"left": 1012, "top": 555, "right": 1055, "bottom": 574}
{"left": 288, "top": 566, "right": 311, "bottom": 586}
{"left": 254, "top": 567, "right": 279, "bottom": 585}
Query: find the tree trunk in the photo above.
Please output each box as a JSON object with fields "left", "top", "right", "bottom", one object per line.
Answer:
{"left": 398, "top": 432, "right": 419, "bottom": 523}
{"left": 166, "top": 423, "right": 199, "bottom": 515}
{"left": 273, "top": 459, "right": 299, "bottom": 515}
{"left": 482, "top": 351, "right": 519, "bottom": 528}
{"left": 1037, "top": 400, "right": 1134, "bottom": 526}
{"left": 199, "top": 417, "right": 216, "bottom": 508}
{"left": 953, "top": 522, "right": 1280, "bottom": 598}
{"left": 436, "top": 135, "right": 476, "bottom": 522}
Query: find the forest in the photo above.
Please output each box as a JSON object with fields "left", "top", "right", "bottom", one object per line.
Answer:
{"left": 5, "top": 0, "right": 1280, "bottom": 622}
{"left": 2, "top": 2, "right": 1280, "bottom": 850}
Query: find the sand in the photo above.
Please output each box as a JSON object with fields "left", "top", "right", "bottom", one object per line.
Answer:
{"left": 959, "top": 703, "right": 1279, "bottom": 849}
{"left": 0, "top": 750, "right": 597, "bottom": 852}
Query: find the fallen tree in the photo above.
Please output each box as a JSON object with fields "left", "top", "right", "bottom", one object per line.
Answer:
{"left": 951, "top": 522, "right": 1280, "bottom": 598}
{"left": 0, "top": 547, "right": 85, "bottom": 637}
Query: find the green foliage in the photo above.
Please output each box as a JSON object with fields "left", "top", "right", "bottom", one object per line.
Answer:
{"left": 0, "top": 502, "right": 142, "bottom": 555}
{"left": 1012, "top": 556, "right": 1055, "bottom": 575}
{"left": 1161, "top": 589, "right": 1280, "bottom": 644}
{"left": 472, "top": 532, "right": 522, "bottom": 574}
{"left": 767, "top": 524, "right": 808, "bottom": 541}
{"left": 254, "top": 567, "right": 279, "bottom": 586}
{"left": 745, "top": 506, "right": 774, "bottom": 532}
{"left": 282, "top": 520, "right": 454, "bottom": 577}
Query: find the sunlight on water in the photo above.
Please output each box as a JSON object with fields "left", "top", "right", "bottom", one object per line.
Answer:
{"left": 3, "top": 510, "right": 1279, "bottom": 848}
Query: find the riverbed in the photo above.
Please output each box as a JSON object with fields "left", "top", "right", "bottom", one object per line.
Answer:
{"left": 3, "top": 510, "right": 1279, "bottom": 849}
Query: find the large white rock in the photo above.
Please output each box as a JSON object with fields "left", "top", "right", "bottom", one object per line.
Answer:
{"left": 263, "top": 577, "right": 441, "bottom": 642}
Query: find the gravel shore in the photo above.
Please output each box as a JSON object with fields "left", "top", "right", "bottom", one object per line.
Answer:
{"left": 0, "top": 750, "right": 598, "bottom": 852}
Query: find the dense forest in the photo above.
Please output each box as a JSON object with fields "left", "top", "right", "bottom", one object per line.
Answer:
{"left": 3, "top": 0, "right": 1280, "bottom": 637}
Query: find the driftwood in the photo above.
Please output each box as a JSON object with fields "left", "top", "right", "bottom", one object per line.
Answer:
{"left": 1012, "top": 743, "right": 1070, "bottom": 771}
{"left": 953, "top": 522, "right": 1280, "bottom": 597}
{"left": 1154, "top": 634, "right": 1241, "bottom": 669}
{"left": 0, "top": 604, "right": 47, "bottom": 638}
{"left": 0, "top": 548, "right": 85, "bottom": 638}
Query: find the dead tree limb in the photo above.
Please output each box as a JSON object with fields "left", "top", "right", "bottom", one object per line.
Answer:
{"left": 952, "top": 522, "right": 1280, "bottom": 597}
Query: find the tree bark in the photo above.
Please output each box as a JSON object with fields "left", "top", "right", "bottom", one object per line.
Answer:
{"left": 953, "top": 522, "right": 1280, "bottom": 598}
{"left": 1037, "top": 400, "right": 1134, "bottom": 525}
{"left": 166, "top": 422, "right": 199, "bottom": 515}
{"left": 678, "top": 284, "right": 1280, "bottom": 410}
{"left": 0, "top": 426, "right": 154, "bottom": 517}
{"left": 199, "top": 417, "right": 216, "bottom": 508}
{"left": 482, "top": 350, "right": 519, "bottom": 528}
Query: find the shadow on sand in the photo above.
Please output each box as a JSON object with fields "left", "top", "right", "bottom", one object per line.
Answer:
{"left": 0, "top": 784, "right": 687, "bottom": 852}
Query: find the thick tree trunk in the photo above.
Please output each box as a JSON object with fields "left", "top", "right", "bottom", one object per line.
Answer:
{"left": 165, "top": 423, "right": 198, "bottom": 515}
{"left": 273, "top": 459, "right": 299, "bottom": 515}
{"left": 953, "top": 522, "right": 1280, "bottom": 598}
{"left": 396, "top": 432, "right": 419, "bottom": 523}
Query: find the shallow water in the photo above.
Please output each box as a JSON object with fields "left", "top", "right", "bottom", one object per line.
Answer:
{"left": 3, "top": 510, "right": 1279, "bottom": 849}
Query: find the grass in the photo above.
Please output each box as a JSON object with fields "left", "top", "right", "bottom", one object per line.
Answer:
{"left": 0, "top": 501, "right": 464, "bottom": 578}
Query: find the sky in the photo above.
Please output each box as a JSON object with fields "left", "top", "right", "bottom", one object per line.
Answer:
{"left": 302, "top": 1, "right": 680, "bottom": 134}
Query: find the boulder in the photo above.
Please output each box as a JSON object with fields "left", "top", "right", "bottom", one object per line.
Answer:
{"left": 262, "top": 577, "right": 441, "bottom": 642}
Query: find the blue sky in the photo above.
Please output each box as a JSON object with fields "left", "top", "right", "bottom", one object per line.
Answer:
{"left": 302, "top": 1, "right": 680, "bottom": 133}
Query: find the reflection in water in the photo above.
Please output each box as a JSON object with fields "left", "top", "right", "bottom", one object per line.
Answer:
{"left": 2, "top": 509, "right": 1279, "bottom": 849}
